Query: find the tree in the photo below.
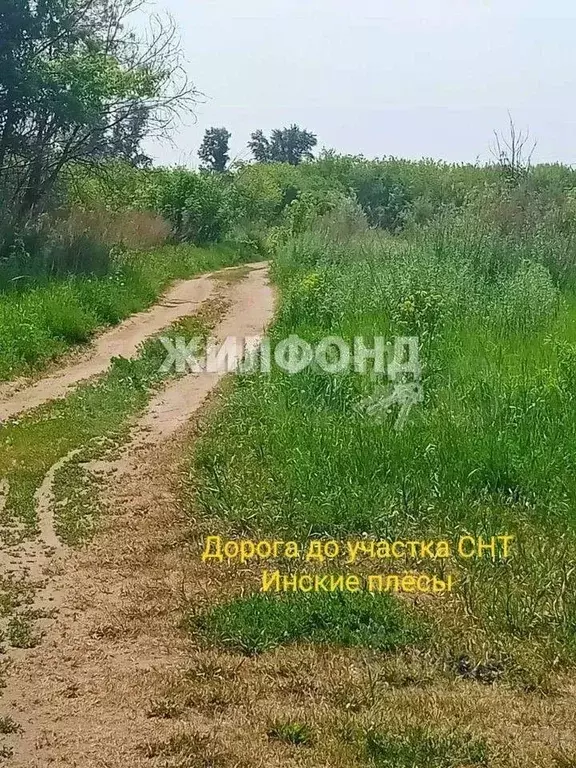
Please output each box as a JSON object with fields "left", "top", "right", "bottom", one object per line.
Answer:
{"left": 248, "top": 125, "right": 317, "bottom": 165}
{"left": 198, "top": 127, "right": 231, "bottom": 172}
{"left": 0, "top": 0, "right": 199, "bottom": 248}
{"left": 490, "top": 114, "right": 536, "bottom": 184}
{"left": 248, "top": 129, "right": 271, "bottom": 163}
{"left": 107, "top": 104, "right": 153, "bottom": 168}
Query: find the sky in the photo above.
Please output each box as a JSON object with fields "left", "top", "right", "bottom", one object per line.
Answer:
{"left": 142, "top": 0, "right": 576, "bottom": 167}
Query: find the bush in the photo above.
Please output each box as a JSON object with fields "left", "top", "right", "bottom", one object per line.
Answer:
{"left": 150, "top": 168, "right": 233, "bottom": 244}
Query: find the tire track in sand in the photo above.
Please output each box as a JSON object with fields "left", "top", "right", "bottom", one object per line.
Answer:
{"left": 0, "top": 264, "right": 264, "bottom": 423}
{"left": 0, "top": 263, "right": 275, "bottom": 767}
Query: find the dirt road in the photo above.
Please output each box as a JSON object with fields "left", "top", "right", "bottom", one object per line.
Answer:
{"left": 0, "top": 262, "right": 275, "bottom": 766}
{"left": 0, "top": 264, "right": 266, "bottom": 423}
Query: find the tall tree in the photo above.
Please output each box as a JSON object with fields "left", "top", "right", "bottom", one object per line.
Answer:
{"left": 198, "top": 127, "right": 231, "bottom": 172}
{"left": 0, "top": 0, "right": 198, "bottom": 246}
{"left": 248, "top": 125, "right": 317, "bottom": 165}
{"left": 247, "top": 129, "right": 271, "bottom": 163}
{"left": 106, "top": 104, "right": 153, "bottom": 168}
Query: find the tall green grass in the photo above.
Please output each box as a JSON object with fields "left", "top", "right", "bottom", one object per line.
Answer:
{"left": 190, "top": 206, "right": 576, "bottom": 684}
{"left": 193, "top": 591, "right": 425, "bottom": 655}
{"left": 0, "top": 243, "right": 248, "bottom": 380}
{"left": 365, "top": 727, "right": 489, "bottom": 768}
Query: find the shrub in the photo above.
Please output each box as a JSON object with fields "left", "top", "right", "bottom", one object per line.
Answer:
{"left": 149, "top": 168, "right": 233, "bottom": 244}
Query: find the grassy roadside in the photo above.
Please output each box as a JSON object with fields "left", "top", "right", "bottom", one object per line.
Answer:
{"left": 0, "top": 242, "right": 252, "bottom": 382}
{"left": 181, "top": 219, "right": 576, "bottom": 767}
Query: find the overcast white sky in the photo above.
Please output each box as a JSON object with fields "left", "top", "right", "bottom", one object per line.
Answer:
{"left": 144, "top": 0, "right": 576, "bottom": 167}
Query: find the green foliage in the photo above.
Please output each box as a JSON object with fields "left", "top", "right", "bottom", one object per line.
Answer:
{"left": 92, "top": 166, "right": 235, "bottom": 244}
{"left": 7, "top": 151, "right": 576, "bottom": 393}
{"left": 0, "top": 0, "right": 194, "bottom": 248}
{"left": 0, "top": 244, "right": 246, "bottom": 380}
{"left": 198, "top": 127, "right": 231, "bottom": 172}
{"left": 66, "top": 162, "right": 160, "bottom": 212}
{"left": 267, "top": 721, "right": 314, "bottom": 747}
{"left": 248, "top": 125, "right": 317, "bottom": 165}
{"left": 64, "top": 153, "right": 576, "bottom": 256}
{"left": 190, "top": 197, "right": 576, "bottom": 682}
{"left": 349, "top": 170, "right": 411, "bottom": 231}
{"left": 179, "top": 175, "right": 234, "bottom": 244}
{"left": 0, "top": 221, "right": 113, "bottom": 287}
{"left": 191, "top": 592, "right": 425, "bottom": 655}
{"left": 6, "top": 614, "right": 39, "bottom": 648}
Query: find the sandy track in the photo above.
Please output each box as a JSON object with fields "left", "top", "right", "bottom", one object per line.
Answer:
{"left": 125, "top": 263, "right": 272, "bottom": 451}
{"left": 0, "top": 262, "right": 275, "bottom": 766}
{"left": 0, "top": 263, "right": 264, "bottom": 423}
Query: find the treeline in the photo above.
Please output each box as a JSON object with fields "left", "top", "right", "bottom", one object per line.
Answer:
{"left": 4, "top": 1, "right": 576, "bottom": 288}
{"left": 5, "top": 147, "right": 576, "bottom": 285}
{"left": 67, "top": 152, "right": 576, "bottom": 247}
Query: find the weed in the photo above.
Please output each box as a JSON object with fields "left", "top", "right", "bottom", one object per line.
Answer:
{"left": 190, "top": 220, "right": 576, "bottom": 681}
{"left": 140, "top": 732, "right": 208, "bottom": 758}
{"left": 267, "top": 720, "right": 314, "bottom": 746}
{"left": 0, "top": 716, "right": 21, "bottom": 735}
{"left": 6, "top": 615, "right": 40, "bottom": 649}
{"left": 365, "top": 726, "right": 489, "bottom": 767}
{"left": 146, "top": 698, "right": 183, "bottom": 719}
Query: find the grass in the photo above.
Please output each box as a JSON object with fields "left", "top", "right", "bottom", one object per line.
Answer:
{"left": 0, "top": 577, "right": 39, "bottom": 651}
{"left": 192, "top": 591, "right": 425, "bottom": 655}
{"left": 140, "top": 732, "right": 208, "bottom": 759}
{"left": 0, "top": 577, "right": 34, "bottom": 618}
{"left": 146, "top": 698, "right": 184, "bottom": 719}
{"left": 6, "top": 614, "right": 40, "bottom": 648}
{"left": 267, "top": 720, "right": 314, "bottom": 746}
{"left": 0, "top": 291, "right": 224, "bottom": 647}
{"left": 4, "top": 176, "right": 576, "bottom": 766}
{"left": 554, "top": 752, "right": 576, "bottom": 768}
{"left": 188, "top": 215, "right": 576, "bottom": 692}
{"left": 0, "top": 716, "right": 21, "bottom": 735}
{"left": 139, "top": 731, "right": 246, "bottom": 767}
{"left": 0, "top": 340, "right": 170, "bottom": 539}
{"left": 364, "top": 726, "right": 489, "bottom": 767}
{"left": 0, "top": 309, "right": 214, "bottom": 544}
{"left": 0, "top": 242, "right": 249, "bottom": 381}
